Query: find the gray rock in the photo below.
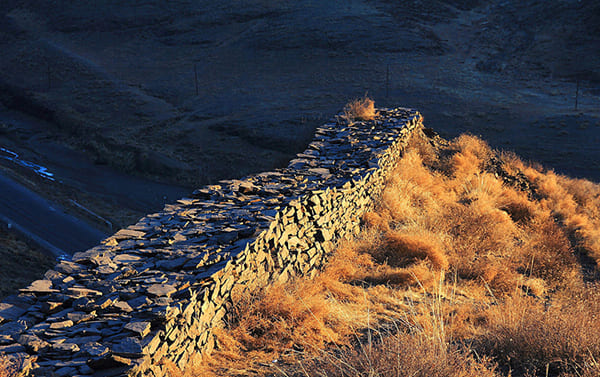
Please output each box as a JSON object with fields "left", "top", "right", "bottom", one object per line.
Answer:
{"left": 18, "top": 334, "right": 50, "bottom": 353}
{"left": 20, "top": 279, "right": 58, "bottom": 294}
{"left": 49, "top": 320, "right": 74, "bottom": 329}
{"left": 80, "top": 342, "right": 110, "bottom": 357}
{"left": 0, "top": 321, "right": 27, "bottom": 338}
{"left": 112, "top": 337, "right": 143, "bottom": 358}
{"left": 55, "top": 366, "right": 79, "bottom": 376}
{"left": 0, "top": 303, "right": 27, "bottom": 323}
{"left": 88, "top": 354, "right": 132, "bottom": 370}
{"left": 147, "top": 284, "right": 177, "bottom": 297}
{"left": 124, "top": 321, "right": 151, "bottom": 337}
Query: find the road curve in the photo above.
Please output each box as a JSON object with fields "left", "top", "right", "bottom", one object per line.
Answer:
{"left": 0, "top": 171, "right": 108, "bottom": 258}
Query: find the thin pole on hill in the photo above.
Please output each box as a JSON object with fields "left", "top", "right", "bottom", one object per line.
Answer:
{"left": 386, "top": 63, "right": 390, "bottom": 98}
{"left": 46, "top": 59, "right": 51, "bottom": 90}
{"left": 575, "top": 78, "right": 579, "bottom": 110}
{"left": 194, "top": 64, "right": 199, "bottom": 96}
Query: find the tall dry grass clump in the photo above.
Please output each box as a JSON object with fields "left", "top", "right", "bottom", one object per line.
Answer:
{"left": 343, "top": 96, "right": 376, "bottom": 122}
{"left": 478, "top": 292, "right": 600, "bottom": 376}
{"left": 189, "top": 125, "right": 600, "bottom": 377}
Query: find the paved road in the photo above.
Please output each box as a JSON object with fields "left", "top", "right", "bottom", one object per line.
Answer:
{"left": 0, "top": 172, "right": 108, "bottom": 258}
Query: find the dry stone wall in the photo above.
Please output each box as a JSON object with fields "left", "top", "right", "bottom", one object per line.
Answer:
{"left": 0, "top": 108, "right": 422, "bottom": 376}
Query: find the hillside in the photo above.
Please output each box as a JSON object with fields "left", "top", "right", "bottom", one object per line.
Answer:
{"left": 187, "top": 125, "right": 600, "bottom": 377}
{"left": 0, "top": 0, "right": 598, "bottom": 215}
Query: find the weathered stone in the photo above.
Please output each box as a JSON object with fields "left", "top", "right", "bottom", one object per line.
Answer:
{"left": 40, "top": 301, "right": 64, "bottom": 314}
{"left": 55, "top": 366, "right": 79, "bottom": 376}
{"left": 113, "top": 254, "right": 143, "bottom": 264}
{"left": 0, "top": 334, "right": 13, "bottom": 345}
{"left": 0, "top": 321, "right": 27, "bottom": 339}
{"left": 97, "top": 297, "right": 114, "bottom": 309}
{"left": 67, "top": 287, "right": 102, "bottom": 298}
{"left": 0, "top": 303, "right": 27, "bottom": 323}
{"left": 0, "top": 343, "right": 26, "bottom": 353}
{"left": 67, "top": 311, "right": 96, "bottom": 324}
{"left": 4, "top": 352, "right": 35, "bottom": 375}
{"left": 88, "top": 354, "right": 132, "bottom": 370}
{"left": 51, "top": 342, "right": 80, "bottom": 353}
{"left": 124, "top": 321, "right": 151, "bottom": 337}
{"left": 54, "top": 261, "right": 85, "bottom": 274}
{"left": 114, "top": 228, "right": 146, "bottom": 240}
{"left": 18, "top": 334, "right": 50, "bottom": 353}
{"left": 112, "top": 337, "right": 143, "bottom": 358}
{"left": 156, "top": 257, "right": 188, "bottom": 270}
{"left": 144, "top": 333, "right": 162, "bottom": 355}
{"left": 20, "top": 279, "right": 58, "bottom": 294}
{"left": 49, "top": 320, "right": 74, "bottom": 330}
{"left": 147, "top": 284, "right": 177, "bottom": 297}
{"left": 81, "top": 342, "right": 110, "bottom": 357}
{"left": 127, "top": 296, "right": 150, "bottom": 309}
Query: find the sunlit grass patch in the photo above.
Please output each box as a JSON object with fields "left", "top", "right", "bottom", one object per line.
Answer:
{"left": 342, "top": 96, "right": 376, "bottom": 122}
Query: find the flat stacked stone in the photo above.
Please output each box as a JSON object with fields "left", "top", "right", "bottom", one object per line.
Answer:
{"left": 0, "top": 108, "right": 422, "bottom": 376}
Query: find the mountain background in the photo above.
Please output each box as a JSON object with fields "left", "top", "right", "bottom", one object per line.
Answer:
{"left": 0, "top": 0, "right": 598, "bottom": 221}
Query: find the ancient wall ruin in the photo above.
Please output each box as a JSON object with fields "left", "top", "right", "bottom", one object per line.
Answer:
{"left": 0, "top": 108, "right": 422, "bottom": 376}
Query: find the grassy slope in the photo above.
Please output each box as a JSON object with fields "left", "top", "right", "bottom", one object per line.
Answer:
{"left": 0, "top": 228, "right": 54, "bottom": 299}
{"left": 181, "top": 124, "right": 600, "bottom": 377}
{"left": 1, "top": 0, "right": 598, "bottom": 188}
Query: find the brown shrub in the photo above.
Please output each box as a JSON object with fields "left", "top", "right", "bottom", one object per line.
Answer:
{"left": 302, "top": 330, "right": 499, "bottom": 377}
{"left": 477, "top": 291, "right": 600, "bottom": 376}
{"left": 406, "top": 127, "right": 439, "bottom": 167}
{"left": 361, "top": 212, "right": 390, "bottom": 233}
{"left": 343, "top": 96, "right": 376, "bottom": 122}
{"left": 380, "top": 231, "right": 449, "bottom": 271}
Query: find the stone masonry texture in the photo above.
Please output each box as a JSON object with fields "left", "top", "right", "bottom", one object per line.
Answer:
{"left": 0, "top": 108, "right": 422, "bottom": 376}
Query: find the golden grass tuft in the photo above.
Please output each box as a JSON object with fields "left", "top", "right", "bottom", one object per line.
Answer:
{"left": 343, "top": 96, "right": 376, "bottom": 122}
{"left": 380, "top": 231, "right": 448, "bottom": 271}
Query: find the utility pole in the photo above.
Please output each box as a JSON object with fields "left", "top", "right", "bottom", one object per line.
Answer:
{"left": 575, "top": 78, "right": 580, "bottom": 111}
{"left": 46, "top": 59, "right": 52, "bottom": 90}
{"left": 386, "top": 63, "right": 390, "bottom": 98}
{"left": 194, "top": 64, "right": 199, "bottom": 96}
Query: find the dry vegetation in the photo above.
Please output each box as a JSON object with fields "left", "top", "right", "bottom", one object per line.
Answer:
{"left": 342, "top": 96, "right": 377, "bottom": 122}
{"left": 179, "top": 126, "right": 600, "bottom": 377}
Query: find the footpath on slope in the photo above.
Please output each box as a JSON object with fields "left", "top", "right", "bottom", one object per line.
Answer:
{"left": 0, "top": 108, "right": 422, "bottom": 376}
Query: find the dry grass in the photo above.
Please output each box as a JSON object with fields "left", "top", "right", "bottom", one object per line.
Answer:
{"left": 188, "top": 126, "right": 600, "bottom": 377}
{"left": 342, "top": 96, "right": 376, "bottom": 122}
{"left": 0, "top": 355, "right": 17, "bottom": 377}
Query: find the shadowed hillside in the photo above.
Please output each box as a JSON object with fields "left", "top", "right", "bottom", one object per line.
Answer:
{"left": 0, "top": 0, "right": 598, "bottom": 195}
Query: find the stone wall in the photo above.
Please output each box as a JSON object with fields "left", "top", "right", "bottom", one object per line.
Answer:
{"left": 0, "top": 108, "right": 422, "bottom": 376}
